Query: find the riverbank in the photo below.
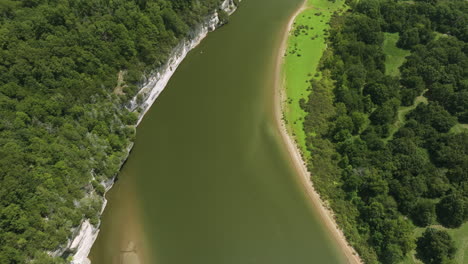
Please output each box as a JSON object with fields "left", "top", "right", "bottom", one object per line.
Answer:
{"left": 89, "top": 0, "right": 354, "bottom": 262}
{"left": 89, "top": 172, "right": 151, "bottom": 264}
{"left": 68, "top": 1, "right": 240, "bottom": 263}
{"left": 129, "top": 0, "right": 239, "bottom": 125}
{"left": 274, "top": 1, "right": 362, "bottom": 263}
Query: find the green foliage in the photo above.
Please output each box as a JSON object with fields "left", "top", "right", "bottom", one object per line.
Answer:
{"left": 400, "top": 37, "right": 468, "bottom": 122}
{"left": 296, "top": 0, "right": 468, "bottom": 263}
{"left": 217, "top": 9, "right": 229, "bottom": 25}
{"left": 283, "top": 0, "right": 346, "bottom": 161}
{"left": 0, "top": 0, "right": 225, "bottom": 262}
{"left": 411, "top": 199, "right": 436, "bottom": 227}
{"left": 416, "top": 228, "right": 457, "bottom": 264}
{"left": 382, "top": 33, "right": 410, "bottom": 77}
{"left": 436, "top": 194, "right": 468, "bottom": 229}
{"left": 407, "top": 103, "right": 457, "bottom": 133}
{"left": 370, "top": 98, "right": 400, "bottom": 125}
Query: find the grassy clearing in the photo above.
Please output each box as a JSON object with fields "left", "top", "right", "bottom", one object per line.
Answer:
{"left": 383, "top": 32, "right": 410, "bottom": 76}
{"left": 283, "top": 0, "right": 345, "bottom": 159}
{"left": 400, "top": 222, "right": 468, "bottom": 264}
{"left": 450, "top": 123, "right": 468, "bottom": 134}
{"left": 385, "top": 94, "right": 428, "bottom": 142}
{"left": 113, "top": 70, "right": 127, "bottom": 95}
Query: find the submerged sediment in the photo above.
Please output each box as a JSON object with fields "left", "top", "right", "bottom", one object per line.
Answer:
{"left": 62, "top": 1, "right": 239, "bottom": 263}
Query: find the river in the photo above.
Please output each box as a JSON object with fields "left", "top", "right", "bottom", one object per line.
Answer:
{"left": 89, "top": 0, "right": 347, "bottom": 263}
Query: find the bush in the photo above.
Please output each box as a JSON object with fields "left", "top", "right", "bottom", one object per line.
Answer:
{"left": 416, "top": 228, "right": 457, "bottom": 264}
{"left": 436, "top": 194, "right": 468, "bottom": 228}
{"left": 411, "top": 199, "right": 436, "bottom": 227}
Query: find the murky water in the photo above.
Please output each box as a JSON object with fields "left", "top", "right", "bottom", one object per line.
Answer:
{"left": 90, "top": 0, "right": 346, "bottom": 263}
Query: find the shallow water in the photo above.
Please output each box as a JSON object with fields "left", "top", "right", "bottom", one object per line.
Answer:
{"left": 89, "top": 0, "right": 346, "bottom": 263}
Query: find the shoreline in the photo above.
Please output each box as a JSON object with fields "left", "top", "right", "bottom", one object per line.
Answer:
{"left": 273, "top": 1, "right": 362, "bottom": 263}
{"left": 66, "top": 1, "right": 240, "bottom": 263}
{"left": 130, "top": 0, "right": 239, "bottom": 125}
{"left": 91, "top": 173, "right": 151, "bottom": 264}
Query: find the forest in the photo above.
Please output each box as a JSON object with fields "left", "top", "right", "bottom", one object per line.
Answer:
{"left": 300, "top": 0, "right": 468, "bottom": 263}
{"left": 0, "top": 0, "right": 227, "bottom": 263}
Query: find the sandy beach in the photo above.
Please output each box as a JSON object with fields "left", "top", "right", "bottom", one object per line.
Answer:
{"left": 273, "top": 1, "right": 363, "bottom": 263}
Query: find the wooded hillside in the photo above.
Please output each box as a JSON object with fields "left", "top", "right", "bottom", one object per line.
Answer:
{"left": 0, "top": 0, "right": 225, "bottom": 262}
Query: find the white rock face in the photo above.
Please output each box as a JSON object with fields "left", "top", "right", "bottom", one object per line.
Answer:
{"left": 66, "top": 1, "right": 239, "bottom": 263}
{"left": 130, "top": 0, "right": 238, "bottom": 125}
{"left": 69, "top": 221, "right": 95, "bottom": 264}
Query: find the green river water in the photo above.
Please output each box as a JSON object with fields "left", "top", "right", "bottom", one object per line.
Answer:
{"left": 89, "top": 0, "right": 346, "bottom": 263}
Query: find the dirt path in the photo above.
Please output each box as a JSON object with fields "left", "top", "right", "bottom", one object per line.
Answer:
{"left": 273, "top": 1, "right": 362, "bottom": 264}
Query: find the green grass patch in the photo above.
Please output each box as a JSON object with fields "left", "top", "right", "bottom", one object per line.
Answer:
{"left": 283, "top": 0, "right": 345, "bottom": 159}
{"left": 400, "top": 222, "right": 468, "bottom": 264}
{"left": 383, "top": 32, "right": 410, "bottom": 76}
{"left": 434, "top": 31, "right": 449, "bottom": 40}
{"left": 385, "top": 94, "right": 427, "bottom": 142}
{"left": 450, "top": 123, "right": 468, "bottom": 134}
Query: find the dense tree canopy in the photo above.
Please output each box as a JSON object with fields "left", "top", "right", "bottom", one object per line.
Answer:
{"left": 0, "top": 0, "right": 228, "bottom": 262}
{"left": 436, "top": 193, "right": 468, "bottom": 228}
{"left": 416, "top": 228, "right": 457, "bottom": 264}
{"left": 300, "top": 0, "right": 468, "bottom": 263}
